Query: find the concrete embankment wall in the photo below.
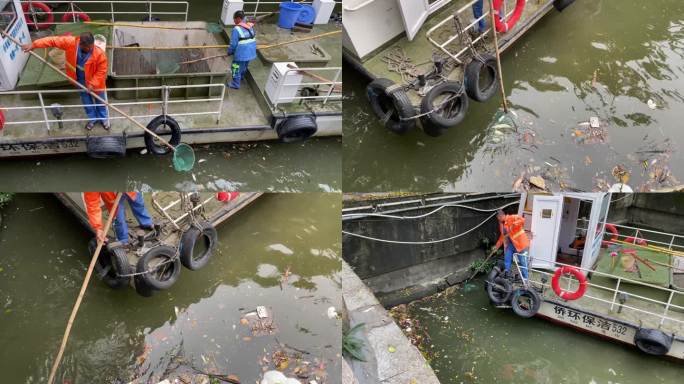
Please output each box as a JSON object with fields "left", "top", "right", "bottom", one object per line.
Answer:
{"left": 342, "top": 193, "right": 519, "bottom": 306}
{"left": 609, "top": 193, "right": 684, "bottom": 235}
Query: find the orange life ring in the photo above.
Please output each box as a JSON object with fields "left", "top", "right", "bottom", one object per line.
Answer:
{"left": 492, "top": 0, "right": 526, "bottom": 33}
{"left": 61, "top": 12, "right": 91, "bottom": 23}
{"left": 602, "top": 223, "right": 619, "bottom": 247}
{"left": 551, "top": 266, "right": 587, "bottom": 301}
{"left": 22, "top": 2, "right": 54, "bottom": 30}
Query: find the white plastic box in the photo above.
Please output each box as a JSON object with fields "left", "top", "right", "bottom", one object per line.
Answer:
{"left": 221, "top": 0, "right": 244, "bottom": 26}
{"left": 265, "top": 62, "right": 303, "bottom": 105}
{"left": 313, "top": 0, "right": 335, "bottom": 24}
{"left": 0, "top": 0, "right": 31, "bottom": 91}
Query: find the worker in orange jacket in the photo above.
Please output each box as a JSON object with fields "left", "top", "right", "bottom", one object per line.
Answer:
{"left": 493, "top": 210, "right": 530, "bottom": 279}
{"left": 22, "top": 32, "right": 109, "bottom": 131}
{"left": 84, "top": 192, "right": 153, "bottom": 245}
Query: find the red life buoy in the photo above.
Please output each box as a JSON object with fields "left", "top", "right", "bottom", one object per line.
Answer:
{"left": 601, "top": 223, "right": 619, "bottom": 247}
{"left": 61, "top": 12, "right": 91, "bottom": 23}
{"left": 0, "top": 108, "right": 5, "bottom": 131}
{"left": 22, "top": 2, "right": 54, "bottom": 30}
{"left": 551, "top": 266, "right": 587, "bottom": 301}
{"left": 492, "top": 0, "right": 526, "bottom": 33}
{"left": 624, "top": 237, "right": 647, "bottom": 246}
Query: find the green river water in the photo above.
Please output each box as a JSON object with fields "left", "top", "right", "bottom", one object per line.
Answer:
{"left": 407, "top": 278, "right": 684, "bottom": 384}
{"left": 0, "top": 193, "right": 341, "bottom": 383}
{"left": 343, "top": 0, "right": 684, "bottom": 192}
{"left": 0, "top": 1, "right": 341, "bottom": 192}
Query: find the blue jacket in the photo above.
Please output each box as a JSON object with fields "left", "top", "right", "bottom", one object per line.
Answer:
{"left": 228, "top": 22, "right": 257, "bottom": 62}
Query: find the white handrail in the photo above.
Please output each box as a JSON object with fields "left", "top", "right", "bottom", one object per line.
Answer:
{"left": 21, "top": 1, "right": 190, "bottom": 23}
{"left": 425, "top": 0, "right": 519, "bottom": 63}
{"left": 513, "top": 253, "right": 684, "bottom": 328}
{"left": 0, "top": 83, "right": 226, "bottom": 129}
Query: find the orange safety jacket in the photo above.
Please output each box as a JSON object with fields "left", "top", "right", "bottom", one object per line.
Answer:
{"left": 32, "top": 36, "right": 108, "bottom": 91}
{"left": 495, "top": 214, "right": 530, "bottom": 252}
{"left": 84, "top": 192, "right": 137, "bottom": 231}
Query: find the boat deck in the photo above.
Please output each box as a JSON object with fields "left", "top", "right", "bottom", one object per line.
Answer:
{"left": 0, "top": 17, "right": 342, "bottom": 156}
{"left": 55, "top": 192, "right": 262, "bottom": 268}
{"left": 352, "top": 0, "right": 555, "bottom": 105}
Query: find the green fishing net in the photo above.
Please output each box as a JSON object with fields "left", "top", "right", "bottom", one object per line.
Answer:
{"left": 172, "top": 143, "right": 195, "bottom": 172}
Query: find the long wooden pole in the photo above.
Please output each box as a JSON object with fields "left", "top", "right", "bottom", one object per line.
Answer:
{"left": 488, "top": 0, "right": 509, "bottom": 113}
{"left": 47, "top": 192, "right": 124, "bottom": 384}
{"left": 0, "top": 30, "right": 175, "bottom": 151}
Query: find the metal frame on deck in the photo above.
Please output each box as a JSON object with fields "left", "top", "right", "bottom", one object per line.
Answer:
{"left": 0, "top": 83, "right": 226, "bottom": 130}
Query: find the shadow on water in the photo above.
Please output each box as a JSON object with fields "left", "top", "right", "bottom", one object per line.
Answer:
{"left": 0, "top": 194, "right": 341, "bottom": 383}
{"left": 343, "top": 0, "right": 684, "bottom": 192}
{"left": 406, "top": 277, "right": 684, "bottom": 384}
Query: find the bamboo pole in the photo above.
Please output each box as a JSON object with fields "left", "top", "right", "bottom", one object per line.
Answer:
{"left": 1, "top": 30, "right": 175, "bottom": 152}
{"left": 488, "top": 0, "right": 509, "bottom": 113}
{"left": 47, "top": 193, "right": 124, "bottom": 384}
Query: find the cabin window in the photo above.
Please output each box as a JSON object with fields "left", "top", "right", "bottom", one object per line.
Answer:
{"left": 541, "top": 209, "right": 553, "bottom": 219}
{"left": 0, "top": 0, "right": 16, "bottom": 35}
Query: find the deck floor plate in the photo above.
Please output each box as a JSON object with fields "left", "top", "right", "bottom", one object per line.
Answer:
{"left": 594, "top": 247, "right": 671, "bottom": 288}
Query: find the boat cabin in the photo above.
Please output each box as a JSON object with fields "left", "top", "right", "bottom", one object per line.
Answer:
{"left": 517, "top": 193, "right": 611, "bottom": 274}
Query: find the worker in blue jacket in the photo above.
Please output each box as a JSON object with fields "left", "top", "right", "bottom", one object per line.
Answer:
{"left": 227, "top": 10, "right": 257, "bottom": 89}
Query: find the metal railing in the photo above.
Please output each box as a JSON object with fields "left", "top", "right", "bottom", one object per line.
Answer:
{"left": 242, "top": 0, "right": 341, "bottom": 18}
{"left": 602, "top": 222, "right": 684, "bottom": 253}
{"left": 425, "top": 0, "right": 518, "bottom": 63}
{"left": 270, "top": 66, "right": 342, "bottom": 109}
{"left": 0, "top": 83, "right": 226, "bottom": 131}
{"left": 21, "top": 1, "right": 189, "bottom": 23}
{"left": 513, "top": 246, "right": 684, "bottom": 329}
{"left": 151, "top": 192, "right": 216, "bottom": 231}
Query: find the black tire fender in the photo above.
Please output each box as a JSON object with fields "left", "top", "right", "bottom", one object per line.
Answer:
{"left": 553, "top": 0, "right": 575, "bottom": 12}
{"left": 136, "top": 245, "right": 181, "bottom": 290}
{"left": 420, "top": 81, "right": 469, "bottom": 136}
{"left": 464, "top": 54, "right": 499, "bottom": 103}
{"left": 634, "top": 328, "right": 673, "bottom": 355}
{"left": 487, "top": 276, "right": 512, "bottom": 305}
{"left": 86, "top": 135, "right": 127, "bottom": 159}
{"left": 511, "top": 288, "right": 542, "bottom": 318}
{"left": 485, "top": 266, "right": 502, "bottom": 292}
{"left": 180, "top": 221, "right": 218, "bottom": 270}
{"left": 366, "top": 78, "right": 416, "bottom": 134}
{"left": 276, "top": 114, "right": 318, "bottom": 143}
{"left": 88, "top": 238, "right": 131, "bottom": 289}
{"left": 145, "top": 115, "right": 181, "bottom": 155}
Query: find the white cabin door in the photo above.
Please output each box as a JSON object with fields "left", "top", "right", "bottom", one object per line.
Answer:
{"left": 397, "top": 0, "right": 429, "bottom": 41}
{"left": 397, "top": 0, "right": 450, "bottom": 41}
{"left": 529, "top": 195, "right": 564, "bottom": 269}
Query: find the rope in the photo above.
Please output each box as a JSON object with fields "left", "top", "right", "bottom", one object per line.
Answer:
{"left": 343, "top": 211, "right": 499, "bottom": 245}
{"left": 342, "top": 200, "right": 518, "bottom": 220}
{"left": 453, "top": 13, "right": 485, "bottom": 63}
{"left": 382, "top": 47, "right": 419, "bottom": 84}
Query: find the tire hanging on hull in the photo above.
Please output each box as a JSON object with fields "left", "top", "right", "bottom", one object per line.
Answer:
{"left": 367, "top": 78, "right": 416, "bottom": 134}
